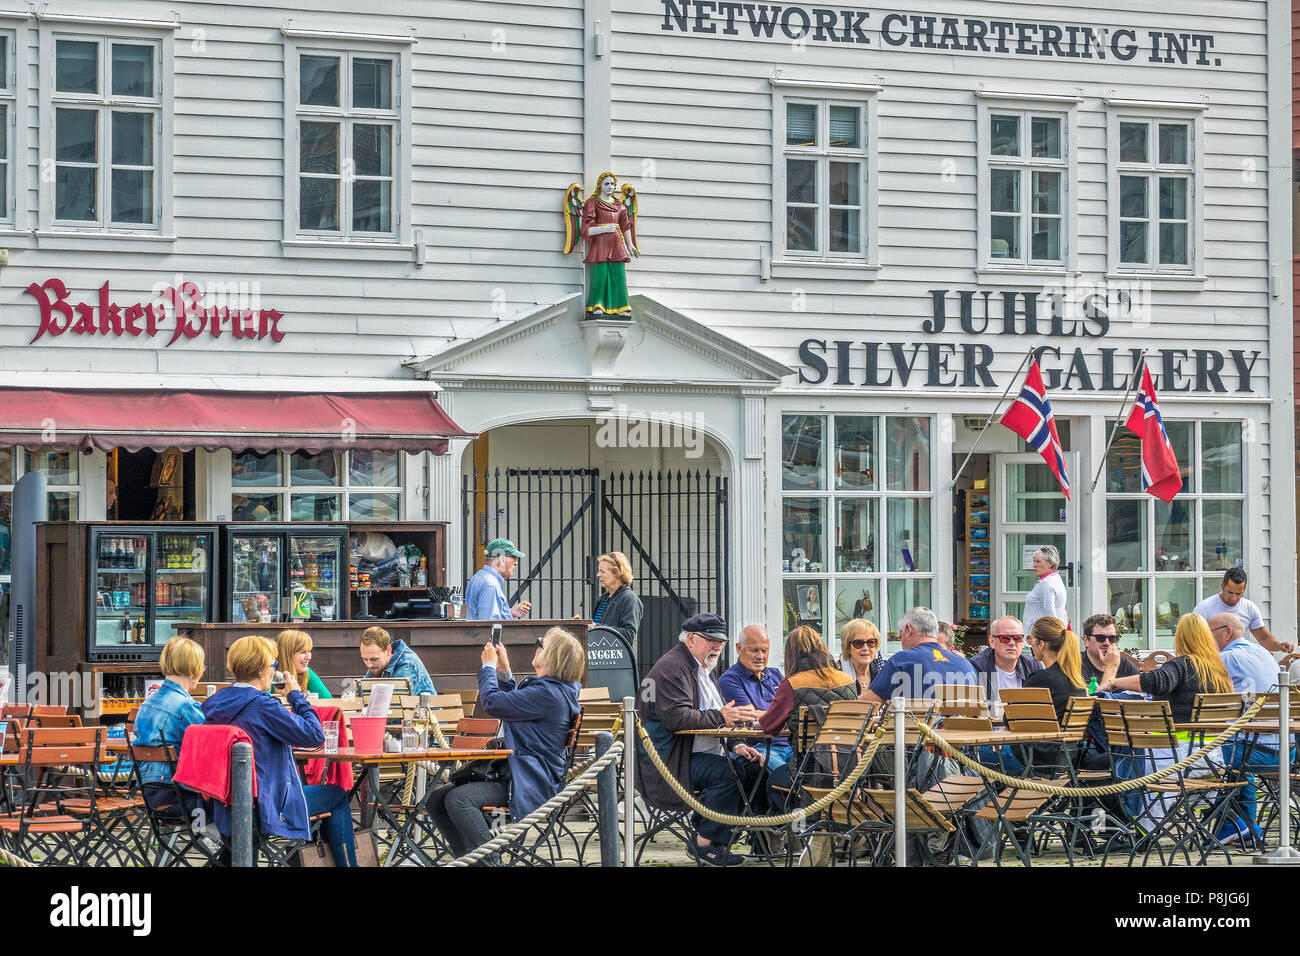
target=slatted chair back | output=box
[32,713,83,729]
[575,702,621,753]
[1118,699,1178,751]
[998,687,1052,706]
[578,686,611,703]
[1,704,32,719]
[333,697,366,715]
[1003,691,1061,735]
[934,682,987,703]
[446,689,479,717]
[450,716,501,749]
[939,716,995,733]
[1,716,26,754]
[900,698,984,718]
[360,677,411,700]
[31,705,70,717]
[1190,693,1246,724]
[972,783,1056,823]
[1060,696,1096,744]
[25,726,103,767]
[1140,650,1176,671]
[923,774,990,815]
[859,787,958,834]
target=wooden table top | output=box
[294,746,509,763]
[675,727,776,738]
[927,728,1067,748]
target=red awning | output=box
[0,388,474,454]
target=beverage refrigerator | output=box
[89,526,218,657]
[223,524,347,624]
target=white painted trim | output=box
[33,230,176,247]
[976,89,1083,104]
[34,13,180,30]
[0,11,26,20]
[280,21,417,45]
[0,372,440,391]
[1103,97,1209,112]
[770,72,884,94]
[770,259,880,280]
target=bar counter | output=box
[174,619,590,692]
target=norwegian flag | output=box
[1001,360,1070,499]
[1123,365,1182,502]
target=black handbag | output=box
[447,736,511,786]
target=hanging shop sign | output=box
[658,1,1224,67]
[24,278,287,346]
[796,286,1262,393]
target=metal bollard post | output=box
[892,695,907,868]
[231,741,254,868]
[595,731,620,866]
[623,695,636,867]
[1257,669,1300,864]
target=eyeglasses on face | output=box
[994,634,1024,644]
[535,637,546,649]
[848,638,879,650]
[695,634,727,647]
[1088,634,1119,644]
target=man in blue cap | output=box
[466,537,531,621]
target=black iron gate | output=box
[462,468,729,665]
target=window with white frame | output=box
[982,108,1068,266]
[1103,420,1244,648]
[0,32,13,223]
[231,450,403,522]
[49,35,162,228]
[293,50,401,239]
[1113,117,1195,271]
[780,414,934,652]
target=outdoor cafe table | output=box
[675,728,775,816]
[294,746,510,866]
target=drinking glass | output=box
[401,720,420,752]
[323,721,340,754]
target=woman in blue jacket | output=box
[203,635,357,866]
[424,627,583,857]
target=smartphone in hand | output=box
[491,623,503,646]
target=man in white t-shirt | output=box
[1193,568,1294,654]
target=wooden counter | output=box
[173,619,590,693]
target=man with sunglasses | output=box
[636,612,764,866]
[1079,614,1137,686]
[970,616,1042,695]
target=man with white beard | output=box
[636,612,765,866]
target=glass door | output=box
[152,530,214,643]
[288,533,344,621]
[92,531,150,649]
[993,453,1080,628]
[230,533,283,623]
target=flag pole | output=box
[1090,349,1149,492]
[950,347,1035,490]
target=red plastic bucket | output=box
[349,716,386,754]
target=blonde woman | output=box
[1024,617,1087,720]
[1101,613,1233,722]
[275,629,332,699]
[133,636,206,787]
[838,618,883,693]
[593,551,642,644]
[424,626,584,856]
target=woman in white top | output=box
[1022,545,1068,636]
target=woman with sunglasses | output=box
[838,618,883,693]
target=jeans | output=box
[689,751,764,845]
[425,780,510,857]
[1222,741,1296,825]
[977,745,1025,776]
[766,743,794,771]
[303,784,358,866]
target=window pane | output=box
[1031,170,1060,215]
[991,215,1019,259]
[111,168,152,223]
[885,417,930,491]
[828,105,860,148]
[829,208,859,253]
[290,493,340,522]
[782,415,824,490]
[353,57,392,110]
[782,497,826,571]
[1158,223,1188,265]
[111,44,153,97]
[1006,462,1065,522]
[300,178,338,231]
[56,109,96,163]
[56,167,96,221]
[0,448,12,483]
[1119,221,1147,264]
[834,416,875,490]
[1106,498,1147,572]
[1201,422,1241,493]
[783,578,827,633]
[25,448,78,484]
[1107,577,1146,645]
[1119,122,1148,163]
[833,578,879,636]
[887,498,930,572]
[47,492,78,522]
[990,168,1019,212]
[56,40,98,94]
[111,112,152,166]
[349,450,400,487]
[787,206,816,253]
[300,121,339,174]
[232,492,281,521]
[1159,178,1186,220]
[348,492,400,521]
[300,55,340,107]
[1031,218,1060,261]
[1158,123,1188,165]
[887,579,932,640]
[1119,176,1147,218]
[1030,116,1061,158]
[1154,500,1192,571]
[353,124,392,177]
[232,450,280,487]
[0,37,7,91]
[1165,420,1193,493]
[835,498,876,572]
[990,114,1019,156]
[828,161,859,206]
[1202,500,1243,571]
[786,103,817,146]
[1154,578,1195,645]
[353,180,392,233]
[786,158,816,204]
[290,451,340,486]
[1105,425,1142,493]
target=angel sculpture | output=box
[562,172,639,316]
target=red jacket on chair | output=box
[173,724,258,803]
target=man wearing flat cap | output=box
[637,612,766,867]
[466,538,532,621]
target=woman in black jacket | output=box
[592,551,642,645]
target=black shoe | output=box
[686,839,746,867]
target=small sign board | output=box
[586,627,638,703]
[1022,546,1038,571]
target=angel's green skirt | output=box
[585,262,631,316]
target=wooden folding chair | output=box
[1139,650,1175,671]
[0,726,103,865]
[31,714,83,729]
[445,689,479,718]
[450,716,501,749]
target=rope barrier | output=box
[910,694,1269,796]
[633,718,889,827]
[0,845,35,867]
[442,739,626,867]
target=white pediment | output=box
[405,293,791,389]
